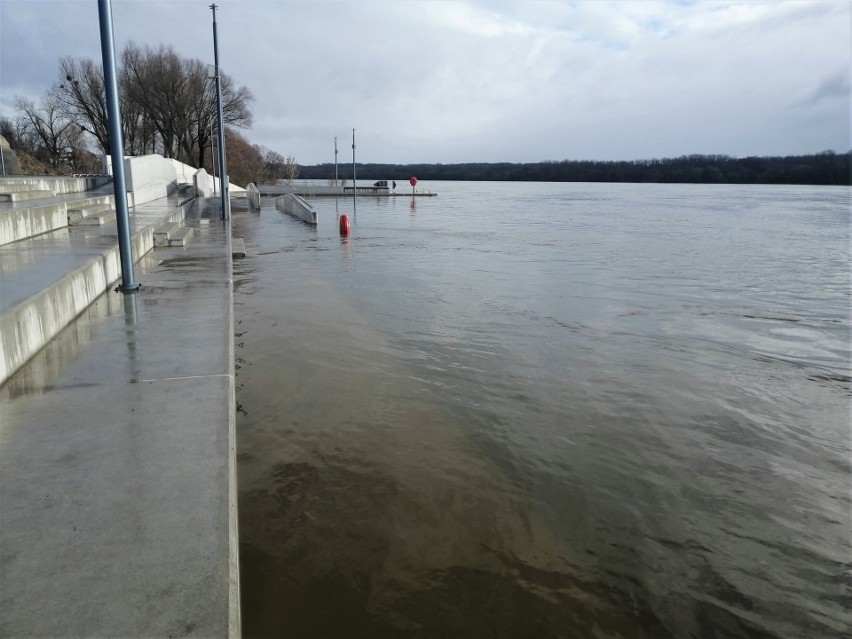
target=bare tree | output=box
[182,59,253,169]
[15,93,76,167]
[281,155,299,184]
[260,149,298,184]
[55,56,110,153]
[119,59,157,156]
[122,43,188,159]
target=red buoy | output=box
[409,176,417,186]
[339,214,350,235]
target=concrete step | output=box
[1,202,68,246]
[168,226,193,247]
[231,237,247,258]
[154,222,194,248]
[2,191,115,245]
[0,190,54,202]
[73,210,117,226]
[0,184,53,194]
[67,203,115,225]
[0,176,110,195]
[154,222,179,247]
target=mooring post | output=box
[352,128,357,210]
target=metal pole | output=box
[211,4,229,219]
[98,0,140,292]
[334,136,338,185]
[0,146,5,175]
[210,119,216,194]
[352,128,356,207]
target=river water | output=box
[231,182,850,638]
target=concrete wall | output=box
[194,168,216,198]
[106,155,246,202]
[275,193,317,224]
[246,183,261,210]
[167,158,197,186]
[123,155,180,208]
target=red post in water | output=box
[339,214,350,236]
[410,176,417,198]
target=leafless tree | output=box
[121,43,253,166]
[45,44,253,173]
[55,56,111,153]
[15,93,76,167]
[122,43,188,159]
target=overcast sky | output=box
[1,0,849,165]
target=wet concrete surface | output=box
[0,192,193,314]
[0,203,239,637]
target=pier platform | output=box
[0,179,240,637]
[255,183,437,198]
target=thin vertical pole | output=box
[352,128,356,208]
[211,4,229,219]
[98,0,139,292]
[210,120,217,194]
[334,136,338,185]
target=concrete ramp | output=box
[275,192,317,224]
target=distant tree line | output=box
[1,43,298,186]
[298,151,850,186]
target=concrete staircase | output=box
[154,221,194,247]
[67,201,117,226]
[0,178,115,245]
[0,177,198,385]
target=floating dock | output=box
[255,183,437,198]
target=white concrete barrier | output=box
[194,168,216,197]
[275,193,316,224]
[246,183,261,210]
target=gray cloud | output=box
[801,69,851,105]
[1,0,848,163]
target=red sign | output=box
[409,176,417,186]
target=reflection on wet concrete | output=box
[123,291,142,382]
[1,288,123,400]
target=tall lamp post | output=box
[98,0,140,292]
[210,4,229,219]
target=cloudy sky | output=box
[1,0,848,165]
